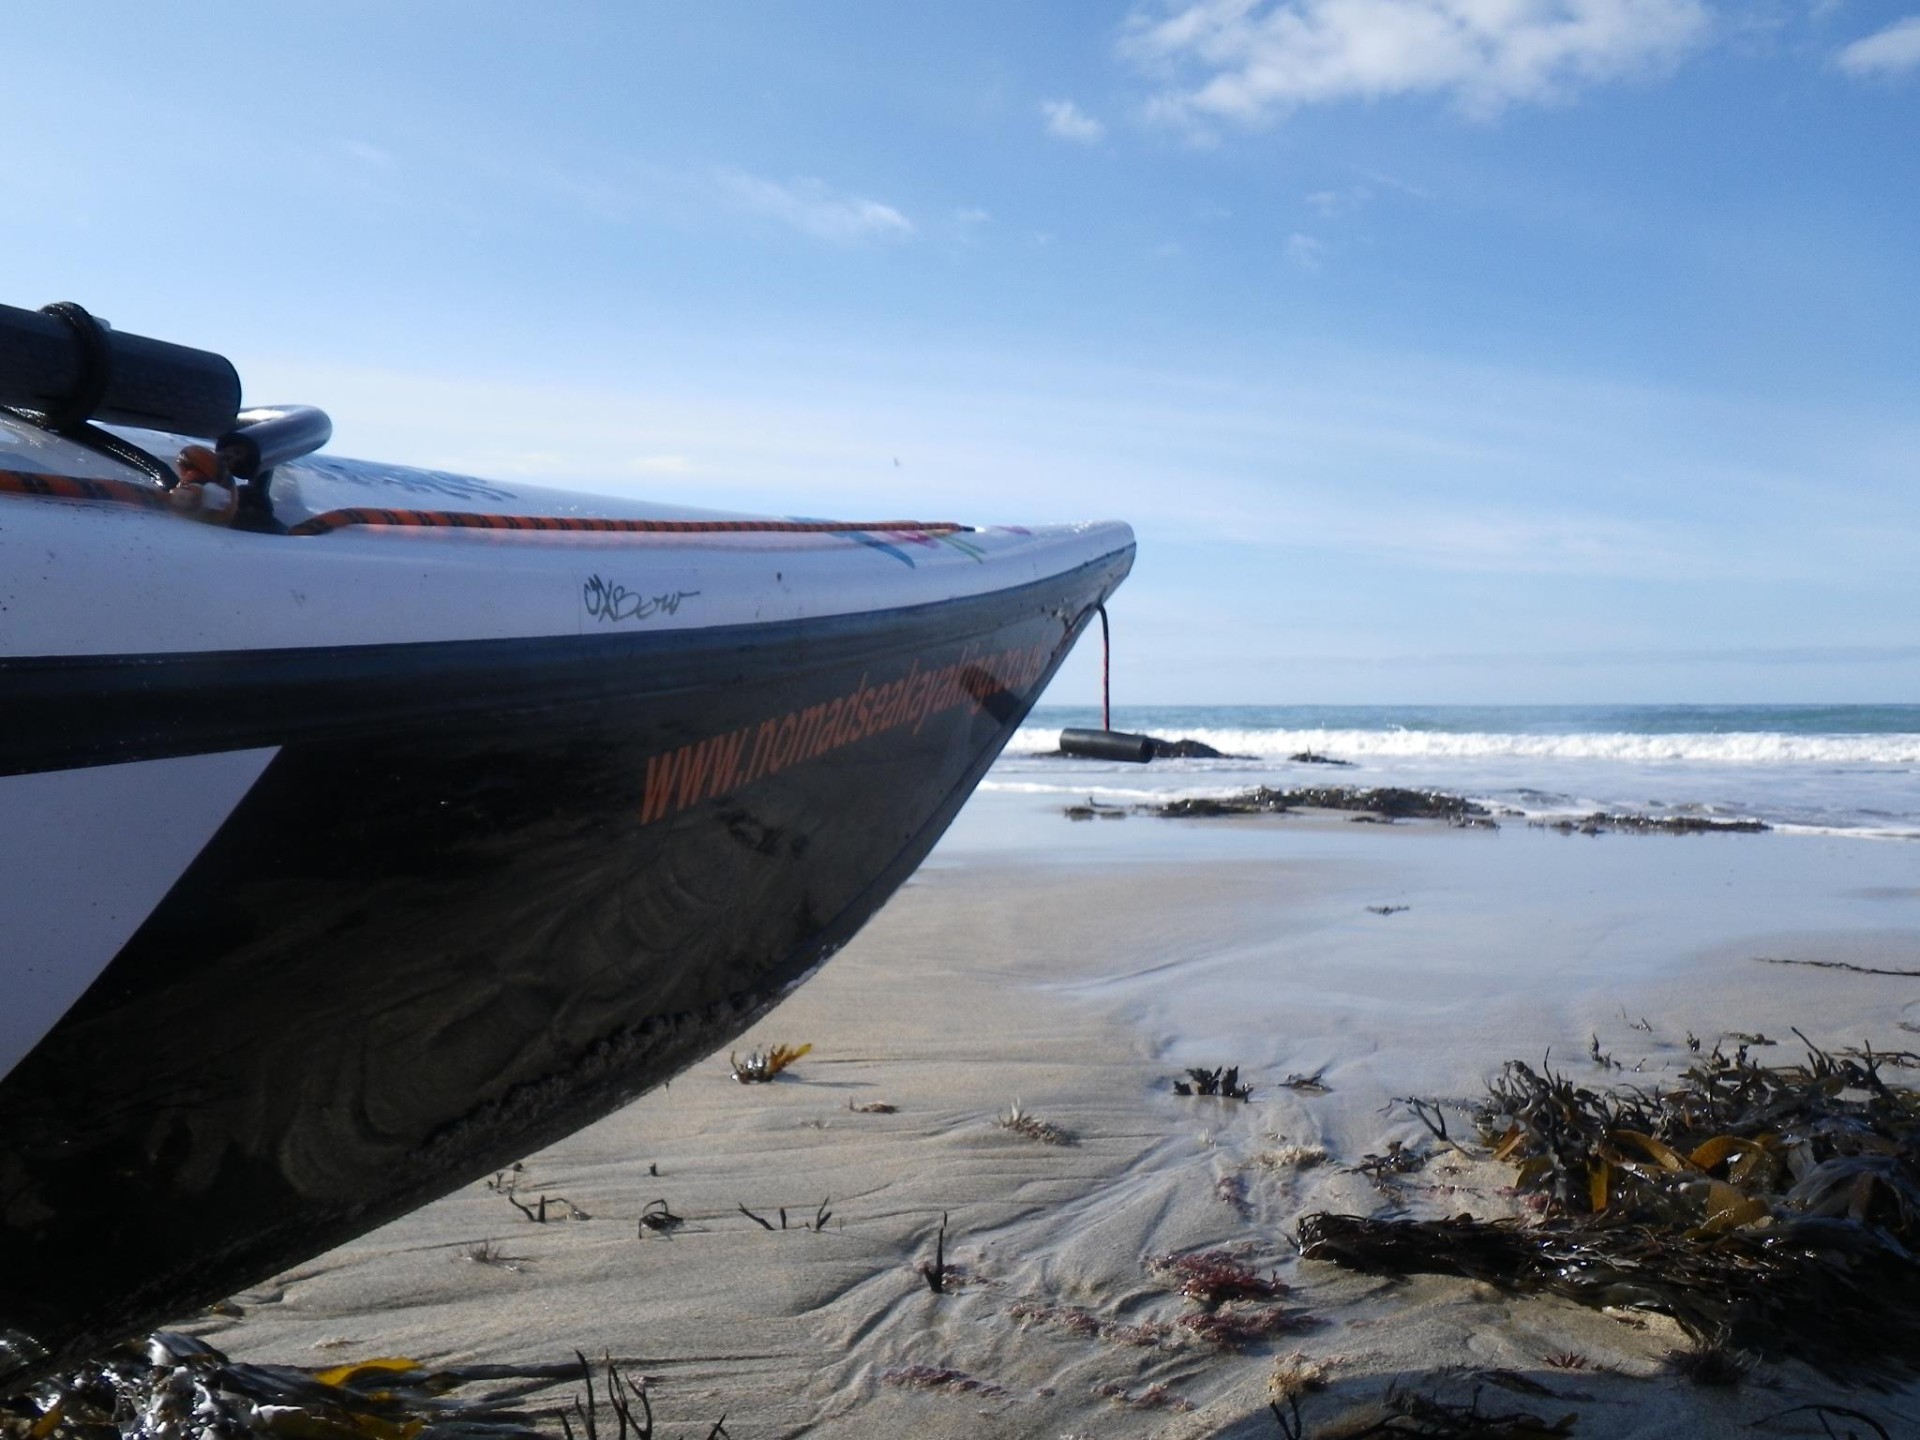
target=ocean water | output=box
[989,705,1920,839]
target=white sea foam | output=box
[1769,823,1920,843]
[1007,727,1920,767]
[978,780,1173,800]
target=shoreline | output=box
[186,795,1920,1435]
[994,703,1920,843]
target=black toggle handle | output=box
[0,301,242,438]
[1059,728,1155,763]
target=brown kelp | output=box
[1149,787,1490,822]
[917,1212,954,1294]
[727,1042,811,1083]
[1300,1038,1920,1379]
[998,1099,1074,1144]
[1174,1065,1253,1099]
[1533,813,1768,836]
[1300,1380,1579,1439]
[637,1198,685,1235]
[488,1164,589,1224]
[0,1333,598,1440]
[1152,791,1294,818]
[734,1198,831,1232]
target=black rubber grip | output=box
[1059,727,1155,763]
[0,302,241,437]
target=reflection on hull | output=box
[0,549,1130,1385]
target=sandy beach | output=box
[191,790,1920,1437]
[16,5,1920,1432]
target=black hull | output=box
[0,547,1131,1385]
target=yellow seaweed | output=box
[312,1358,423,1387]
[1610,1130,1693,1173]
[1728,1144,1780,1190]
[729,1041,813,1083]
[1696,1180,1770,1234]
[1514,1155,1554,1186]
[1491,1124,1528,1163]
[1686,1135,1748,1171]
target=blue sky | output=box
[6,2,1918,704]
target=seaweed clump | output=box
[1299,1037,1920,1379]
[1145,1250,1308,1349]
[1537,812,1768,836]
[1174,1065,1253,1100]
[1305,1380,1577,1438]
[1148,787,1488,822]
[1148,1249,1288,1305]
[998,1099,1074,1145]
[0,1333,609,1440]
[1153,790,1294,819]
[880,1365,1006,1398]
[728,1042,810,1083]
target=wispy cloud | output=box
[717,170,914,244]
[1835,15,1920,77]
[1040,98,1108,141]
[1286,231,1328,269]
[1124,0,1714,125]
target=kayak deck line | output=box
[0,467,969,540]
[0,467,171,512]
[284,508,974,538]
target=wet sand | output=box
[195,793,1920,1436]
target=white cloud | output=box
[1306,183,1375,216]
[1836,15,1920,77]
[1125,0,1714,124]
[717,170,914,244]
[1040,98,1108,141]
[1287,231,1328,268]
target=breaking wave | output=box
[1006,726,1920,767]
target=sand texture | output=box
[193,800,1920,1436]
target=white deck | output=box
[0,416,1133,657]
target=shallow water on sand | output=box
[934,788,1920,1102]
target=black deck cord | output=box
[1098,603,1112,732]
[3,302,180,490]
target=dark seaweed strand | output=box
[1299,1039,1920,1382]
